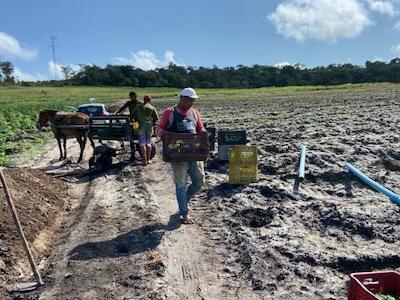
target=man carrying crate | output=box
[156,87,206,224]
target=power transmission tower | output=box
[50,36,58,80]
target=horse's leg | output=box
[89,136,95,150]
[56,136,63,160]
[63,136,67,159]
[82,134,88,160]
[85,128,95,150]
[77,135,84,163]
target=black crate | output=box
[218,130,247,145]
[217,130,247,160]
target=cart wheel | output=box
[150,141,156,159]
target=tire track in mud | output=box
[16,139,257,300]
[37,169,163,298]
[140,161,246,299]
[15,141,162,299]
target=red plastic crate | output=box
[348,271,400,300]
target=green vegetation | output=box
[0,83,398,166]
[376,293,400,300]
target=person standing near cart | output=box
[133,94,159,165]
[115,91,141,122]
[156,87,206,224]
[115,91,141,160]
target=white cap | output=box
[179,87,199,99]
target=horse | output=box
[36,109,95,162]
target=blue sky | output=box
[1,0,400,81]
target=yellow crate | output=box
[229,146,258,165]
[229,164,258,184]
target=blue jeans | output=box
[171,161,205,217]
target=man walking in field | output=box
[156,87,206,224]
[133,94,159,165]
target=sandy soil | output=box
[2,85,400,299]
[0,168,69,299]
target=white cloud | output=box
[164,50,177,65]
[48,61,81,79]
[113,50,179,70]
[13,67,47,82]
[12,61,81,82]
[268,0,371,43]
[273,62,308,69]
[366,0,396,16]
[0,32,37,61]
[391,43,400,54]
[273,61,291,68]
[394,20,400,30]
[48,60,64,79]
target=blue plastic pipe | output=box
[346,163,400,206]
[299,145,307,179]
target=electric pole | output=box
[50,36,58,80]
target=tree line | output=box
[2,58,400,88]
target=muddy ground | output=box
[1,84,400,299]
[198,85,400,299]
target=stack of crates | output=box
[218,130,247,161]
[229,145,258,184]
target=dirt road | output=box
[11,140,256,300]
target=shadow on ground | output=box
[42,160,136,183]
[68,214,181,260]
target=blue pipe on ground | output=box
[299,145,307,179]
[346,162,400,206]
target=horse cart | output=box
[36,109,157,170]
[87,115,156,169]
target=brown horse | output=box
[36,109,95,162]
